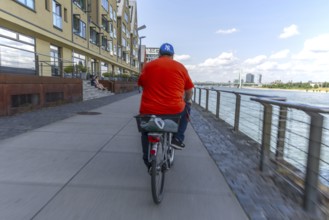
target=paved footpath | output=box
[0,93,248,220]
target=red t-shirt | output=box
[138,56,194,114]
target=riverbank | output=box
[243,86,329,93]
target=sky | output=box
[136,0,329,83]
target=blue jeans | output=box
[141,103,191,167]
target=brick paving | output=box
[190,105,319,220]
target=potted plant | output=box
[64,65,74,78]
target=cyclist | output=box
[138,42,194,170]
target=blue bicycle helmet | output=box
[159,43,174,56]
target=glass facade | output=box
[73,16,86,38]
[16,0,35,10]
[50,45,61,76]
[52,0,62,29]
[0,27,35,74]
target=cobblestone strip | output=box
[189,105,315,220]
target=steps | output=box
[82,80,114,101]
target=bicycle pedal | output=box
[161,164,169,172]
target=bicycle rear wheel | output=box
[151,143,165,204]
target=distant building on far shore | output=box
[258,74,262,84]
[246,73,255,83]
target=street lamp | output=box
[137,25,146,73]
[138,36,146,73]
[137,25,146,31]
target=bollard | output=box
[216,91,221,118]
[198,88,201,106]
[275,106,287,160]
[205,89,209,111]
[303,112,323,215]
[260,103,272,172]
[233,93,241,132]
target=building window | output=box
[52,0,62,29]
[109,23,114,38]
[50,45,61,76]
[102,0,109,11]
[15,0,35,10]
[101,36,107,50]
[101,62,108,74]
[73,0,85,11]
[122,23,126,34]
[124,12,129,23]
[73,52,86,69]
[108,40,113,54]
[113,10,117,22]
[101,17,109,32]
[90,28,99,45]
[122,37,126,47]
[110,5,113,20]
[73,16,86,38]
[0,27,35,74]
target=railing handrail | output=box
[251,97,329,114]
[0,43,73,63]
[195,87,286,100]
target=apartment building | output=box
[0,0,141,77]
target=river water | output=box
[202,86,329,186]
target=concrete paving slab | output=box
[163,155,233,194]
[0,182,60,220]
[102,134,143,154]
[33,121,120,135]
[63,114,132,124]
[0,131,111,152]
[0,148,94,184]
[33,185,247,220]
[67,152,150,189]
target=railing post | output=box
[234,93,241,132]
[198,88,201,106]
[205,89,209,111]
[40,63,43,76]
[216,91,221,118]
[193,88,196,103]
[303,112,323,215]
[276,106,287,160]
[35,55,39,76]
[260,103,272,172]
[59,59,64,78]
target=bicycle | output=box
[135,114,181,204]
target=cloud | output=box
[270,49,290,59]
[215,28,238,35]
[303,34,329,53]
[244,55,267,65]
[293,34,329,60]
[279,24,299,39]
[174,54,191,61]
[184,34,329,83]
[199,52,237,67]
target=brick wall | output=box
[0,73,82,116]
[99,80,138,94]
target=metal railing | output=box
[193,87,329,217]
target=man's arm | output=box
[184,88,193,104]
